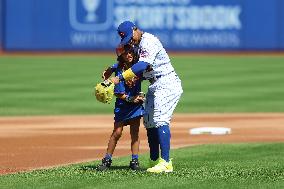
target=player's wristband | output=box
[122,68,136,81]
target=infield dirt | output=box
[0,113,284,175]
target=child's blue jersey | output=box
[113,63,144,123]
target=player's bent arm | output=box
[110,61,149,85]
[119,61,149,81]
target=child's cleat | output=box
[147,158,173,173]
[96,158,112,171]
[129,159,140,170]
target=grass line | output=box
[0,143,283,189]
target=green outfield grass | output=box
[0,143,283,189]
[0,55,284,115]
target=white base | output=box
[189,127,231,135]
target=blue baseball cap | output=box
[117,21,135,45]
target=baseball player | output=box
[110,21,183,173]
[97,44,145,171]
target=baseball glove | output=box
[94,80,115,104]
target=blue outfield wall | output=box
[281,0,284,48]
[0,0,3,50]
[2,0,284,51]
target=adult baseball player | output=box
[110,21,183,173]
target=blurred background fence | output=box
[0,0,283,52]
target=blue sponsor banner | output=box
[3,0,284,51]
[241,0,278,49]
[4,0,119,50]
[0,0,3,49]
[281,0,284,48]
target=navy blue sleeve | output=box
[111,63,119,72]
[114,68,125,94]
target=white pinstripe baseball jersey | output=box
[137,32,183,128]
[139,32,175,80]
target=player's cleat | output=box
[129,159,140,170]
[96,158,112,171]
[146,158,173,173]
[149,158,160,167]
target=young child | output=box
[97,45,144,171]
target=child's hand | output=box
[132,95,145,103]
